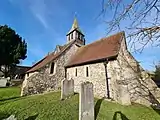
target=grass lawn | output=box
[0,87,160,120]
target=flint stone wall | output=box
[67,62,110,98]
[61,78,74,100]
[114,38,160,106]
[67,38,160,106]
[21,42,80,96]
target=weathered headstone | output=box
[61,78,74,100]
[0,78,7,87]
[119,85,131,105]
[79,81,94,120]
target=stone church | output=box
[21,18,160,106]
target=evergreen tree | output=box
[0,25,27,77]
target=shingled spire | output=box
[66,17,85,45]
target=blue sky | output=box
[0,0,159,71]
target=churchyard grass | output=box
[0,87,160,120]
[0,87,20,101]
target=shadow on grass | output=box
[112,111,129,120]
[152,107,160,115]
[94,98,104,120]
[0,96,27,106]
[25,114,39,120]
[0,112,10,120]
[0,96,20,102]
[148,91,160,115]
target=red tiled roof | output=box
[66,32,124,67]
[27,40,75,73]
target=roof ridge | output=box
[27,40,76,73]
[29,42,71,69]
[66,31,125,67]
[78,31,124,50]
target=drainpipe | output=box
[103,58,110,99]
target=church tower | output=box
[66,18,85,45]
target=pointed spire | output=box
[67,16,83,35]
[66,15,85,45]
[71,17,79,29]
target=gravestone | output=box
[0,78,7,87]
[61,78,74,100]
[119,85,131,105]
[79,81,94,120]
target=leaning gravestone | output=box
[79,81,94,120]
[61,78,74,100]
[0,78,7,87]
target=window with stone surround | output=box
[86,66,89,77]
[75,68,77,76]
[50,62,55,74]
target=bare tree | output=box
[100,0,160,52]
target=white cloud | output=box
[28,0,50,29]
[8,0,50,29]
[35,13,48,29]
